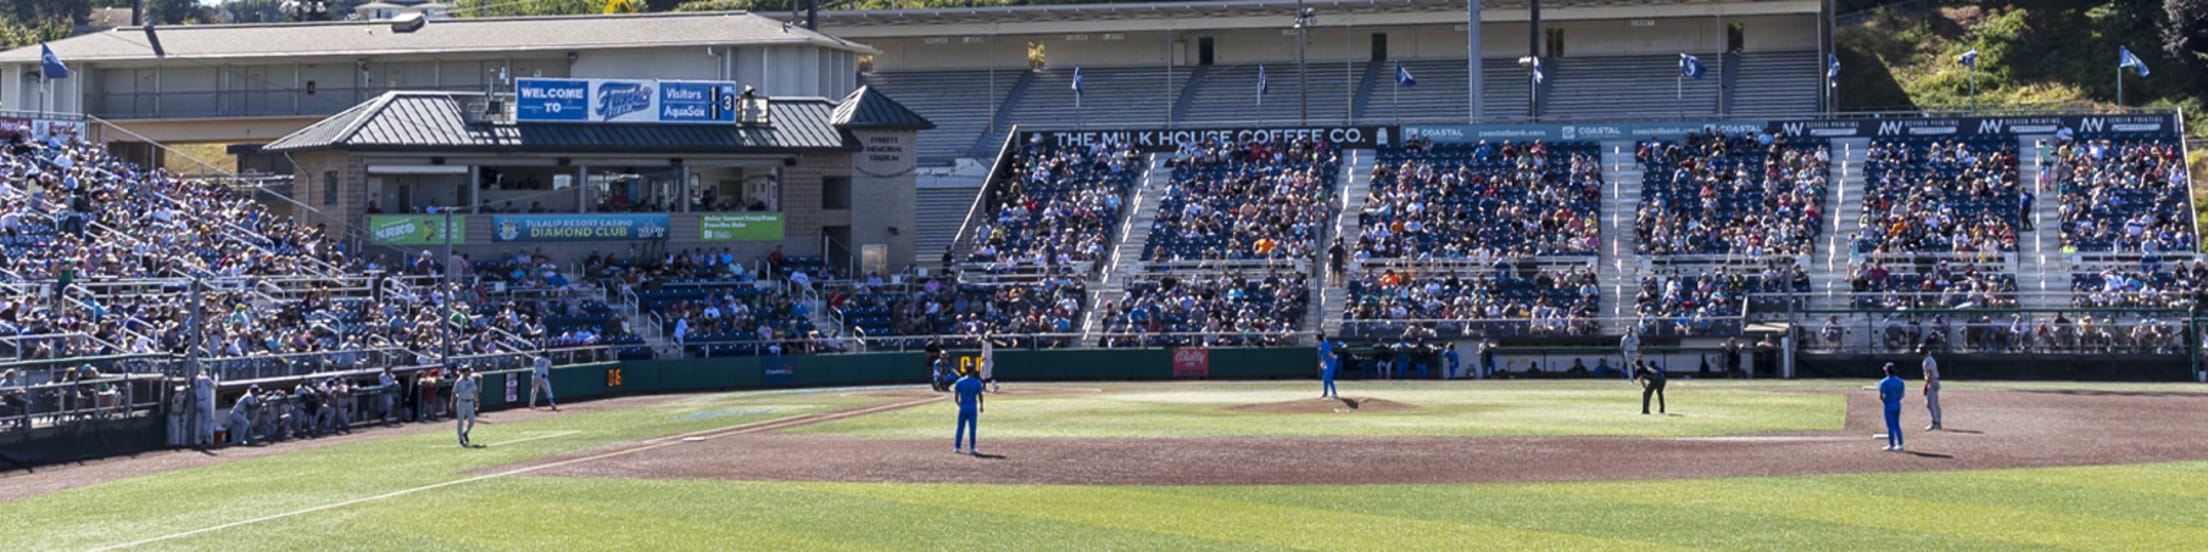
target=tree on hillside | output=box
[2170,0,2208,64]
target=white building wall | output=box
[571,47,726,82]
[867,15,1820,71]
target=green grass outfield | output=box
[3,381,2206,551]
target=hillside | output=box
[1837,1,2202,124]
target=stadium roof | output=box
[830,86,937,131]
[262,91,859,155]
[774,0,1818,29]
[0,11,875,64]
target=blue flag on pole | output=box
[1396,62,1417,87]
[1827,53,1840,88]
[1958,49,1979,68]
[1257,65,1269,95]
[1532,57,1545,84]
[40,43,69,80]
[2119,46,2150,77]
[1071,67,1084,95]
[1680,53,1706,80]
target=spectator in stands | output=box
[1344,265,1600,337]
[1361,140,1601,259]
[1636,131,1829,256]
[1847,259,2016,310]
[963,140,1141,271]
[1856,139,2021,254]
[2053,138,2190,253]
[1099,270,1306,348]
[1149,137,1338,262]
[1635,259,1811,335]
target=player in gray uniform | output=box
[1619,328,1642,381]
[377,368,398,424]
[190,370,216,446]
[227,386,261,446]
[1920,347,1943,431]
[453,368,481,447]
[529,356,558,411]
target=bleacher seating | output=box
[1145,139,1341,261]
[1726,51,1823,115]
[2053,134,2191,253]
[1636,131,1831,256]
[1856,137,2022,254]
[860,70,1023,164]
[1546,54,1723,120]
[1097,270,1307,348]
[1845,259,2017,310]
[961,140,1142,269]
[1634,259,1811,336]
[1179,62,1362,124]
[1358,139,1601,259]
[1358,58,1531,122]
[1343,264,1600,338]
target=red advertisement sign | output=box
[0,118,29,139]
[1172,348,1210,379]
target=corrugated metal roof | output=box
[0,11,874,64]
[830,86,936,130]
[263,91,857,154]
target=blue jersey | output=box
[953,376,984,411]
[1317,340,1334,361]
[1878,376,1905,409]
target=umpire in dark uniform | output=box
[1634,360,1667,415]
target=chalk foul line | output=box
[89,396,942,551]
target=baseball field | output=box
[5,379,2208,550]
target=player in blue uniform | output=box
[1442,344,1461,379]
[952,367,985,455]
[1317,334,1339,398]
[1879,363,1906,452]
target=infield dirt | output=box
[508,387,2208,486]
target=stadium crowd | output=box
[1635,131,1830,256]
[961,140,1142,268]
[2052,137,2191,253]
[1634,259,1812,335]
[1146,136,1340,262]
[1845,259,2018,310]
[2071,260,2208,309]
[1856,138,2023,254]
[1342,264,1601,337]
[1096,270,1308,347]
[1355,139,1603,260]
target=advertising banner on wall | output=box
[492,214,670,242]
[1402,121,1765,144]
[761,357,797,386]
[513,78,740,124]
[367,215,466,246]
[1172,348,1211,379]
[1017,125,1395,152]
[0,118,30,140]
[1766,114,2176,138]
[700,213,786,241]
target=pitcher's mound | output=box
[1227,397,1418,414]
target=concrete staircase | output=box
[1597,142,1644,334]
[1316,148,1374,337]
[2018,138,2068,309]
[1080,153,1171,338]
[1815,138,1872,311]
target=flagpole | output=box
[1968,63,1977,114]
[2116,63,2123,108]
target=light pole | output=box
[1293,3,1315,125]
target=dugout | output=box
[262,84,935,277]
